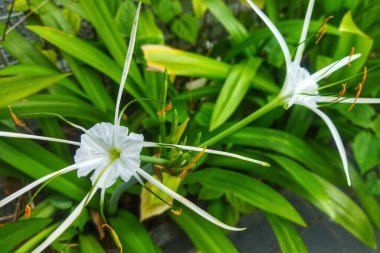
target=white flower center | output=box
[74,122,144,189]
[281,62,319,108]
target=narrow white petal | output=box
[0,158,104,208]
[143,142,270,167]
[0,131,80,145]
[246,0,292,69]
[315,96,380,104]
[294,0,315,64]
[31,190,98,253]
[308,54,361,83]
[302,104,351,186]
[114,3,141,125]
[137,168,245,231]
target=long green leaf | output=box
[265,213,307,253]
[110,211,157,253]
[171,209,238,253]
[0,74,69,108]
[0,94,110,123]
[142,45,230,79]
[0,138,88,201]
[185,168,306,226]
[79,234,106,253]
[211,57,262,130]
[0,218,51,253]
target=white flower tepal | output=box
[74,123,144,189]
[246,0,380,186]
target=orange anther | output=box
[156,102,172,116]
[171,207,182,216]
[348,47,355,67]
[8,106,25,127]
[316,16,333,44]
[179,147,206,178]
[101,223,114,231]
[348,67,367,111]
[25,205,32,219]
[101,224,122,252]
[332,83,347,102]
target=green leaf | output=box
[140,173,182,221]
[352,132,380,174]
[198,185,224,200]
[186,168,306,226]
[115,0,136,36]
[142,45,230,79]
[27,25,121,82]
[226,127,345,184]
[0,74,69,108]
[0,138,88,201]
[171,14,199,44]
[0,218,51,253]
[0,64,86,98]
[171,209,238,253]
[192,0,207,18]
[0,94,110,123]
[203,0,249,46]
[211,57,262,130]
[265,213,307,253]
[151,0,182,24]
[269,155,334,216]
[15,223,59,253]
[110,211,157,253]
[64,53,114,112]
[79,234,106,253]
[0,23,54,67]
[333,11,373,79]
[226,192,255,214]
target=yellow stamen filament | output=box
[332,83,347,102]
[179,147,206,178]
[156,102,172,116]
[348,47,355,67]
[171,207,183,216]
[316,16,333,44]
[8,106,26,127]
[348,67,367,111]
[25,204,32,219]
[101,224,123,252]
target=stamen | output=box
[25,204,32,219]
[101,224,123,252]
[348,67,367,111]
[9,106,26,127]
[316,16,333,44]
[156,102,172,116]
[171,207,182,216]
[348,47,355,67]
[332,83,347,102]
[179,147,206,178]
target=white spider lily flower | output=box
[246,0,380,186]
[0,3,269,252]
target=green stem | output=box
[201,97,283,147]
[140,155,169,164]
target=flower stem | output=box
[201,98,283,147]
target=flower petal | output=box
[294,0,315,64]
[0,158,103,208]
[315,96,380,104]
[142,142,270,167]
[136,168,246,231]
[302,104,351,186]
[246,0,291,69]
[31,187,99,253]
[0,131,80,146]
[114,2,141,125]
[307,54,361,83]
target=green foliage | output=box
[1,0,380,252]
